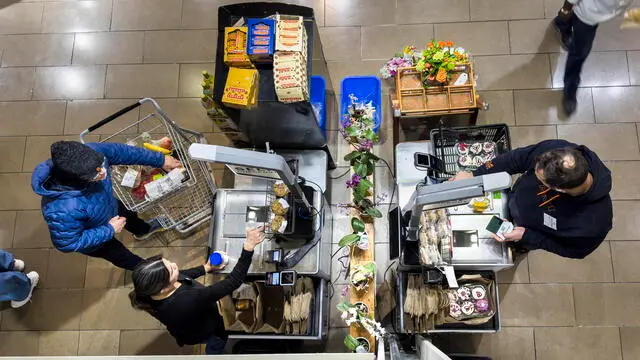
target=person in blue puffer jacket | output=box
[32,141,182,270]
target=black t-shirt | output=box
[148,249,254,346]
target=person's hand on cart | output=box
[244,225,266,252]
[162,155,182,172]
[109,216,126,233]
[449,171,473,182]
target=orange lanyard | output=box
[537,187,560,207]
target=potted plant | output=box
[350,262,376,292]
[344,334,371,353]
[337,300,386,339]
[415,40,468,88]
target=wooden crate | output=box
[396,64,478,117]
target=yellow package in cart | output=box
[222,68,258,109]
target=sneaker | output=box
[133,218,166,240]
[12,259,25,272]
[562,94,577,116]
[11,271,39,309]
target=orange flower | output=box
[438,41,446,47]
[447,41,454,47]
[427,42,433,48]
[436,68,447,83]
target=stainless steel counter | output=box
[208,150,332,279]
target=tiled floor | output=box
[0,0,639,358]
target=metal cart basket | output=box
[80,98,217,233]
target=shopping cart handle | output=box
[89,101,142,132]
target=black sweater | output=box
[148,249,254,346]
[473,139,612,259]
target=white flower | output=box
[355,345,367,353]
[456,47,465,54]
[443,47,449,52]
[450,48,455,55]
[341,311,349,320]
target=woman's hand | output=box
[243,226,265,252]
[204,260,225,273]
[162,156,182,172]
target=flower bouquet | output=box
[415,40,468,88]
[379,46,417,79]
[337,299,386,350]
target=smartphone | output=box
[485,216,514,239]
[414,152,444,172]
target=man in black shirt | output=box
[450,139,612,259]
[129,226,265,354]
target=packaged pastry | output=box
[471,286,486,300]
[270,215,288,233]
[456,286,471,301]
[469,143,483,155]
[483,142,495,153]
[456,142,469,155]
[461,301,475,316]
[458,155,472,167]
[247,18,275,62]
[472,156,484,167]
[271,198,290,215]
[475,299,490,312]
[223,27,252,67]
[272,181,289,197]
[222,67,259,109]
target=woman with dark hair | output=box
[129,226,265,354]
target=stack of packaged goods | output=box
[247,18,275,63]
[200,71,250,147]
[274,15,309,103]
[223,27,253,68]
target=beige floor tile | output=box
[498,257,530,283]
[13,210,52,249]
[534,327,622,360]
[607,161,640,200]
[397,0,469,24]
[473,54,551,90]
[112,0,182,31]
[592,16,640,51]
[543,0,563,18]
[550,51,630,88]
[629,51,640,85]
[64,99,141,135]
[45,251,87,289]
[471,0,544,20]
[0,3,43,35]
[557,123,640,160]
[39,331,79,356]
[593,87,640,123]
[180,0,220,29]
[23,135,99,172]
[0,173,41,210]
[1,34,73,67]
[611,241,640,282]
[0,67,36,101]
[33,66,107,100]
[80,288,163,330]
[78,330,120,355]
[361,24,433,60]
[143,30,217,63]
[106,64,179,99]
[432,327,536,360]
[4,248,50,288]
[1,289,84,330]
[42,0,112,33]
[119,329,196,355]
[528,242,613,283]
[477,90,515,126]
[178,63,216,97]
[73,32,144,65]
[509,19,563,54]
[608,201,640,241]
[0,101,66,136]
[0,137,26,172]
[145,98,213,133]
[621,327,640,360]
[574,283,640,326]
[0,211,16,248]
[435,21,510,56]
[514,88,594,125]
[84,256,126,288]
[0,331,40,356]
[498,283,575,326]
[318,27,361,61]
[508,125,557,149]
[326,0,395,26]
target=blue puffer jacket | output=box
[32,143,164,254]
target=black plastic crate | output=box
[430,124,511,179]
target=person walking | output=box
[553,0,632,115]
[129,226,265,355]
[0,250,39,308]
[32,141,182,271]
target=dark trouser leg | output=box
[85,239,143,271]
[117,200,150,237]
[563,16,598,100]
[554,15,573,39]
[204,335,227,355]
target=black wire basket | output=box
[430,124,511,180]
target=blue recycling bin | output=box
[310,75,326,137]
[340,76,382,134]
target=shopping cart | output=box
[80,98,217,234]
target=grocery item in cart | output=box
[270,214,288,234]
[455,141,497,170]
[418,208,452,266]
[271,198,290,216]
[272,181,290,198]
